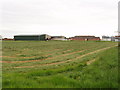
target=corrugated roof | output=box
[75,36,95,37]
[51,36,65,38]
[14,34,48,36]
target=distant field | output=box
[2,41,118,88]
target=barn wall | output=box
[14,36,39,40]
[14,34,51,41]
[70,36,100,41]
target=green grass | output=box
[2,41,118,88]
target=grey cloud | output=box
[0,0,118,38]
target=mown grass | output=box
[2,40,118,88]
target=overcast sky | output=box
[0,0,119,38]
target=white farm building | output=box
[102,36,120,42]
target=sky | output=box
[0,0,119,38]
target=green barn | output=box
[14,34,51,41]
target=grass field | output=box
[2,40,118,88]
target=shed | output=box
[102,36,111,41]
[69,36,100,41]
[50,36,66,40]
[14,34,51,41]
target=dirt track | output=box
[13,45,117,68]
[86,59,96,65]
[0,48,62,58]
[1,49,85,63]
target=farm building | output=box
[114,36,120,42]
[69,36,100,41]
[102,36,120,42]
[50,36,67,40]
[0,35,2,40]
[14,34,51,41]
[102,36,111,41]
[2,38,14,41]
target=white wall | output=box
[102,38,111,41]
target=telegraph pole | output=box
[118,1,120,36]
[118,1,120,46]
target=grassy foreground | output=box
[2,41,118,88]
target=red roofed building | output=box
[2,38,14,40]
[69,36,100,41]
